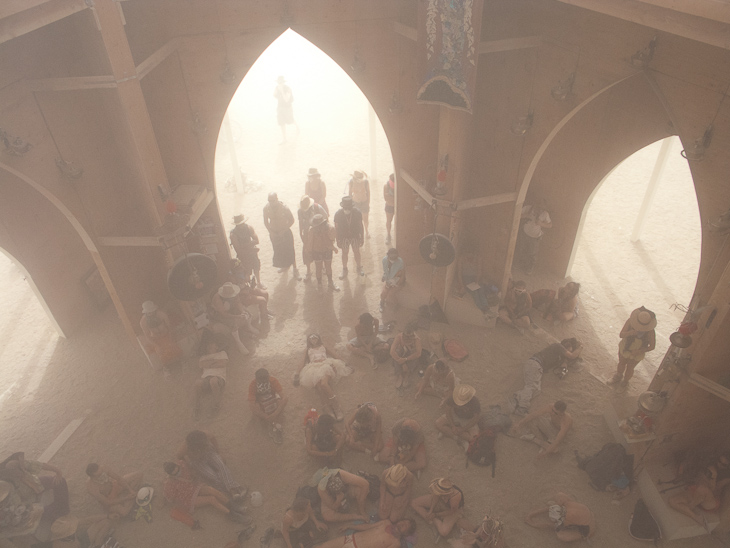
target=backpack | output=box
[443,338,469,361]
[577,442,634,491]
[356,470,381,501]
[373,339,392,363]
[629,498,661,543]
[466,428,497,476]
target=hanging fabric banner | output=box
[417,0,484,113]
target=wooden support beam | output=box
[477,36,542,54]
[97,236,162,247]
[456,192,516,210]
[0,0,88,45]
[556,0,730,50]
[393,21,540,54]
[136,39,179,80]
[398,168,450,208]
[637,0,730,26]
[27,75,117,91]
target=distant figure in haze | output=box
[273,75,298,143]
[349,170,371,237]
[384,173,395,246]
[305,168,329,215]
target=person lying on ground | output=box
[248,368,288,444]
[379,464,414,522]
[85,463,143,519]
[669,466,720,525]
[316,469,370,523]
[436,385,481,452]
[345,402,383,455]
[525,492,595,542]
[415,359,457,405]
[305,412,345,467]
[295,334,351,421]
[376,418,427,473]
[315,518,416,548]
[390,323,422,389]
[411,478,464,537]
[194,330,229,420]
[346,312,381,368]
[497,280,532,334]
[177,430,247,499]
[162,461,249,523]
[509,339,582,416]
[282,496,328,548]
[511,400,573,459]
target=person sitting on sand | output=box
[525,492,595,542]
[345,402,384,455]
[248,368,288,444]
[497,280,532,334]
[411,478,464,537]
[346,312,381,368]
[380,248,405,312]
[295,334,351,421]
[85,463,143,519]
[177,430,247,499]
[210,282,259,356]
[390,323,422,389]
[436,385,481,452]
[194,330,228,420]
[376,418,427,473]
[512,400,573,459]
[669,466,719,525]
[314,518,416,548]
[304,412,345,467]
[379,464,414,522]
[315,469,370,523]
[415,359,457,405]
[234,274,273,323]
[162,460,249,523]
[531,282,581,323]
[282,496,328,548]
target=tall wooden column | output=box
[430,107,474,307]
[93,0,168,226]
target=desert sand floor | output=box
[0,122,707,548]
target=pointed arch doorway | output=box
[213,28,396,286]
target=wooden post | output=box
[631,137,673,242]
[222,113,244,191]
[369,104,378,182]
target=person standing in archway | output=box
[608,306,657,387]
[263,193,301,280]
[518,201,552,274]
[229,214,264,289]
[348,170,371,238]
[334,196,364,280]
[273,75,298,144]
[305,168,329,215]
[298,195,326,282]
[384,173,395,246]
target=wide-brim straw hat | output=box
[50,515,79,541]
[300,195,313,211]
[142,301,158,314]
[233,214,245,225]
[276,75,286,84]
[352,170,365,180]
[453,384,476,406]
[136,486,154,506]
[218,282,240,299]
[429,478,455,496]
[384,464,408,488]
[311,214,326,227]
[628,307,657,332]
[307,168,320,177]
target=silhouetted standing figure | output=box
[273,75,298,143]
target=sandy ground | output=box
[0,39,709,548]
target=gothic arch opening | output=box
[568,136,701,385]
[213,29,396,305]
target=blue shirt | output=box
[382,256,404,282]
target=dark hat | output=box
[340,196,354,208]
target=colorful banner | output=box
[417,0,484,113]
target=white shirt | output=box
[200,350,228,380]
[522,205,551,239]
